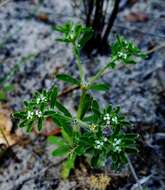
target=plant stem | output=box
[88,56,116,85]
[76,89,86,119]
[125,154,143,190]
[73,46,85,83]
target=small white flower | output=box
[103,116,106,120]
[118,52,123,58]
[113,138,121,145]
[103,137,108,142]
[103,113,111,125]
[112,116,118,124]
[106,120,110,125]
[113,138,122,153]
[27,111,34,119]
[118,52,127,59]
[95,140,101,145]
[95,140,104,149]
[35,110,42,118]
[36,95,47,104]
[95,144,101,149]
[116,139,121,145]
[123,53,127,59]
[115,146,121,153]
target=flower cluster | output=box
[89,124,97,132]
[26,110,42,120]
[103,113,111,125]
[111,115,118,124]
[103,113,118,126]
[112,138,122,153]
[95,140,104,150]
[117,52,127,59]
[36,94,47,104]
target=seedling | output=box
[14,22,145,188]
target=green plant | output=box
[14,22,146,182]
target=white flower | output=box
[95,140,100,144]
[114,146,121,153]
[27,111,34,119]
[123,53,127,59]
[35,110,42,118]
[103,137,108,142]
[36,95,47,104]
[103,113,111,125]
[118,52,127,59]
[113,138,122,153]
[112,116,118,124]
[106,120,110,125]
[95,140,104,149]
[95,144,101,149]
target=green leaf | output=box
[79,28,93,48]
[77,93,92,119]
[48,136,65,146]
[83,114,97,122]
[14,111,27,119]
[91,99,100,116]
[61,128,73,145]
[91,153,100,167]
[56,74,80,85]
[61,155,76,179]
[75,145,87,156]
[119,153,127,164]
[106,105,112,113]
[55,100,72,117]
[37,118,43,131]
[49,86,58,108]
[52,145,70,157]
[125,146,138,154]
[89,83,110,91]
[45,111,73,137]
[54,22,72,33]
[19,119,27,128]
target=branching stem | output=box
[88,56,117,85]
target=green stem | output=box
[77,89,86,119]
[73,46,85,83]
[88,56,117,86]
